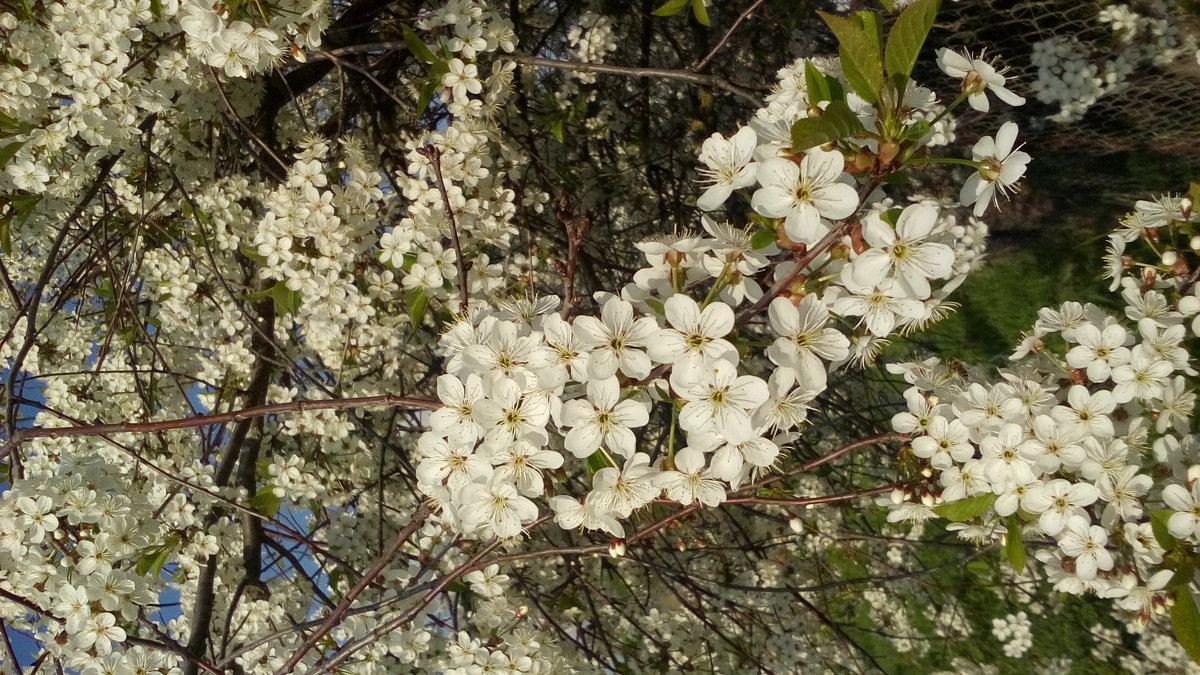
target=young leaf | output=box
[884,0,940,81]
[750,226,776,250]
[932,492,996,522]
[402,24,437,64]
[585,449,611,476]
[1151,509,1181,550]
[903,119,932,141]
[1004,514,1026,572]
[269,281,301,316]
[0,140,26,169]
[1173,586,1200,664]
[251,485,283,516]
[853,11,883,55]
[804,61,832,104]
[652,0,690,16]
[691,0,711,26]
[0,216,11,256]
[790,99,867,150]
[135,536,179,576]
[818,11,884,104]
[407,287,429,328]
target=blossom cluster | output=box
[413,48,1029,552]
[885,190,1200,628]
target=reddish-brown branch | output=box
[723,483,901,506]
[741,433,907,492]
[1,393,440,455]
[734,175,886,326]
[417,145,471,315]
[275,504,432,675]
[311,472,897,671]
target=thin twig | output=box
[1,618,24,675]
[734,175,886,325]
[513,55,763,105]
[691,0,769,72]
[1,393,440,455]
[417,145,471,315]
[274,504,432,675]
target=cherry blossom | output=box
[751,149,859,245]
[696,126,758,211]
[959,121,1031,216]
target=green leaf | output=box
[135,535,179,576]
[652,0,690,16]
[0,216,11,256]
[751,226,776,250]
[691,0,710,25]
[1152,509,1181,550]
[0,140,26,169]
[880,0,895,10]
[407,287,429,328]
[0,112,23,136]
[1004,514,1026,572]
[965,559,991,578]
[853,11,883,55]
[818,11,884,104]
[1188,182,1200,210]
[932,492,996,522]
[402,24,437,63]
[1173,586,1200,664]
[269,282,301,316]
[251,485,283,516]
[884,0,940,81]
[904,119,932,141]
[416,62,449,118]
[149,0,163,19]
[804,61,832,104]
[790,99,867,150]
[878,207,902,226]
[584,449,611,476]
[547,115,565,143]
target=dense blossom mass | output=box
[0,0,1199,673]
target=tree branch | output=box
[513,55,763,104]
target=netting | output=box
[935,0,1200,221]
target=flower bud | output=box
[877,141,900,168]
[890,488,906,506]
[852,149,874,173]
[849,220,867,255]
[608,539,626,558]
[1182,197,1193,219]
[789,516,805,534]
[1163,250,1178,267]
[776,227,801,252]
[1188,464,1200,485]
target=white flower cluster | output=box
[886,191,1200,625]
[564,12,618,84]
[991,611,1033,658]
[414,53,1027,545]
[1029,1,1196,122]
